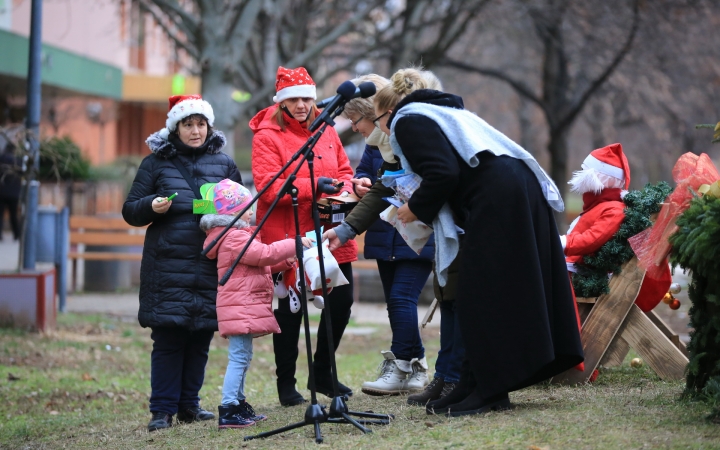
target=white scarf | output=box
[365,127,396,163]
[389,102,564,286]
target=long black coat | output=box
[122,131,242,330]
[393,90,583,398]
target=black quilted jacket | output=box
[122,131,242,330]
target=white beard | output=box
[568,166,625,195]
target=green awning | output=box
[0,29,122,99]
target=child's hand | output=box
[301,236,315,248]
[286,256,297,265]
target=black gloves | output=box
[317,177,340,195]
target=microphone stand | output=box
[201,104,392,443]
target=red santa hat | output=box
[582,143,631,189]
[272,66,317,104]
[159,95,215,140]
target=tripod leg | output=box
[243,420,308,441]
[340,412,372,434]
[314,422,323,444]
[347,410,395,420]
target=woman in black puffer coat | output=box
[122,95,242,432]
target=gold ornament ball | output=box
[630,358,643,368]
[663,293,673,304]
[669,283,682,295]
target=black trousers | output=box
[273,262,354,384]
[149,327,215,415]
[0,197,20,240]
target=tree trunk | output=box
[202,63,241,159]
[518,97,536,156]
[548,127,569,231]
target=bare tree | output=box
[138,0,489,157]
[439,0,640,227]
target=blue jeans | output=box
[221,334,254,406]
[149,327,214,415]
[433,300,465,383]
[376,259,432,361]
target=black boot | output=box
[273,308,307,406]
[426,359,475,415]
[218,404,255,429]
[445,391,511,417]
[147,412,173,432]
[177,406,215,423]
[408,377,450,406]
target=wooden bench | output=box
[68,216,146,291]
[552,257,689,384]
[351,233,378,271]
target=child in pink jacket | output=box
[200,179,311,429]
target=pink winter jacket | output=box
[201,214,295,338]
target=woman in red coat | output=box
[250,66,357,406]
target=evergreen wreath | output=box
[669,193,720,421]
[571,182,673,298]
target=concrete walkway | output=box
[2,228,691,340]
[63,291,433,329]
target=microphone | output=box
[314,82,376,109]
[308,81,376,132]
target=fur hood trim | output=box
[200,214,249,232]
[145,130,227,159]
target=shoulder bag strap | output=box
[170,157,202,199]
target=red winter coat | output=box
[250,105,358,264]
[565,189,671,312]
[203,221,294,338]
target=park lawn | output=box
[1,313,719,449]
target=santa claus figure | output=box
[562,143,671,325]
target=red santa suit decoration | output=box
[561,144,671,377]
[562,143,672,313]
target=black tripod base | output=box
[243,397,393,443]
[244,403,327,443]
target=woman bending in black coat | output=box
[122,95,242,431]
[371,69,584,417]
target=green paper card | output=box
[193,199,217,214]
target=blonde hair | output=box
[374,67,443,112]
[273,103,319,131]
[342,74,390,120]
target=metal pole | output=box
[22,0,43,270]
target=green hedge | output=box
[669,193,720,420]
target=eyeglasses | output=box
[351,116,365,127]
[372,111,390,128]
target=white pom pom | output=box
[158,128,170,140]
[312,296,325,310]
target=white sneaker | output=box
[361,351,412,396]
[404,357,429,391]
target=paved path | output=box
[1,229,690,340]
[63,291,432,328]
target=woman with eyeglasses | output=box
[341,74,436,397]
[326,69,467,407]
[363,68,584,417]
[250,66,357,406]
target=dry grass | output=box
[1,313,718,449]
